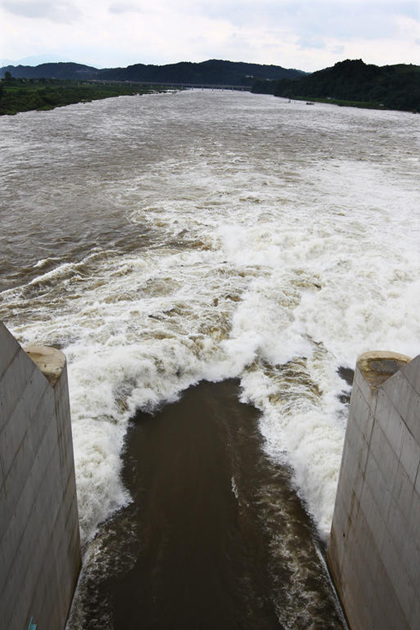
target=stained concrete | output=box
[328,351,420,630]
[0,322,81,630]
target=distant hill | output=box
[0,62,99,80]
[0,60,305,86]
[252,59,420,112]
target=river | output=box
[0,90,419,628]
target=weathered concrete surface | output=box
[328,351,420,630]
[0,322,81,630]
[25,344,67,386]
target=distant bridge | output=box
[151,83,251,91]
[91,79,252,91]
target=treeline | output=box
[0,60,304,86]
[97,59,304,85]
[0,77,168,116]
[252,60,420,112]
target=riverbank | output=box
[0,78,173,115]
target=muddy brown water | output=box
[69,380,345,629]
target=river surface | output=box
[1,90,419,628]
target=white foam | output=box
[231,476,239,500]
[1,91,419,544]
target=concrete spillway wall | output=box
[0,322,81,629]
[328,351,420,629]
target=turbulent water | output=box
[1,90,419,626]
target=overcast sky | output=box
[1,0,419,71]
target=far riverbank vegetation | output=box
[252,59,420,113]
[0,75,173,116]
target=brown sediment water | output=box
[113,380,282,630]
[69,380,344,629]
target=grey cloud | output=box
[296,37,326,50]
[109,2,145,15]
[197,1,419,41]
[289,2,419,41]
[1,0,81,23]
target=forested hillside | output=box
[252,60,420,112]
[0,60,304,86]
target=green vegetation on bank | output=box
[0,76,170,115]
[252,59,420,113]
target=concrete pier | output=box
[328,351,420,629]
[0,322,81,630]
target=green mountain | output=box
[252,59,420,112]
[0,60,304,86]
[0,62,99,80]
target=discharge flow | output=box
[0,89,419,626]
